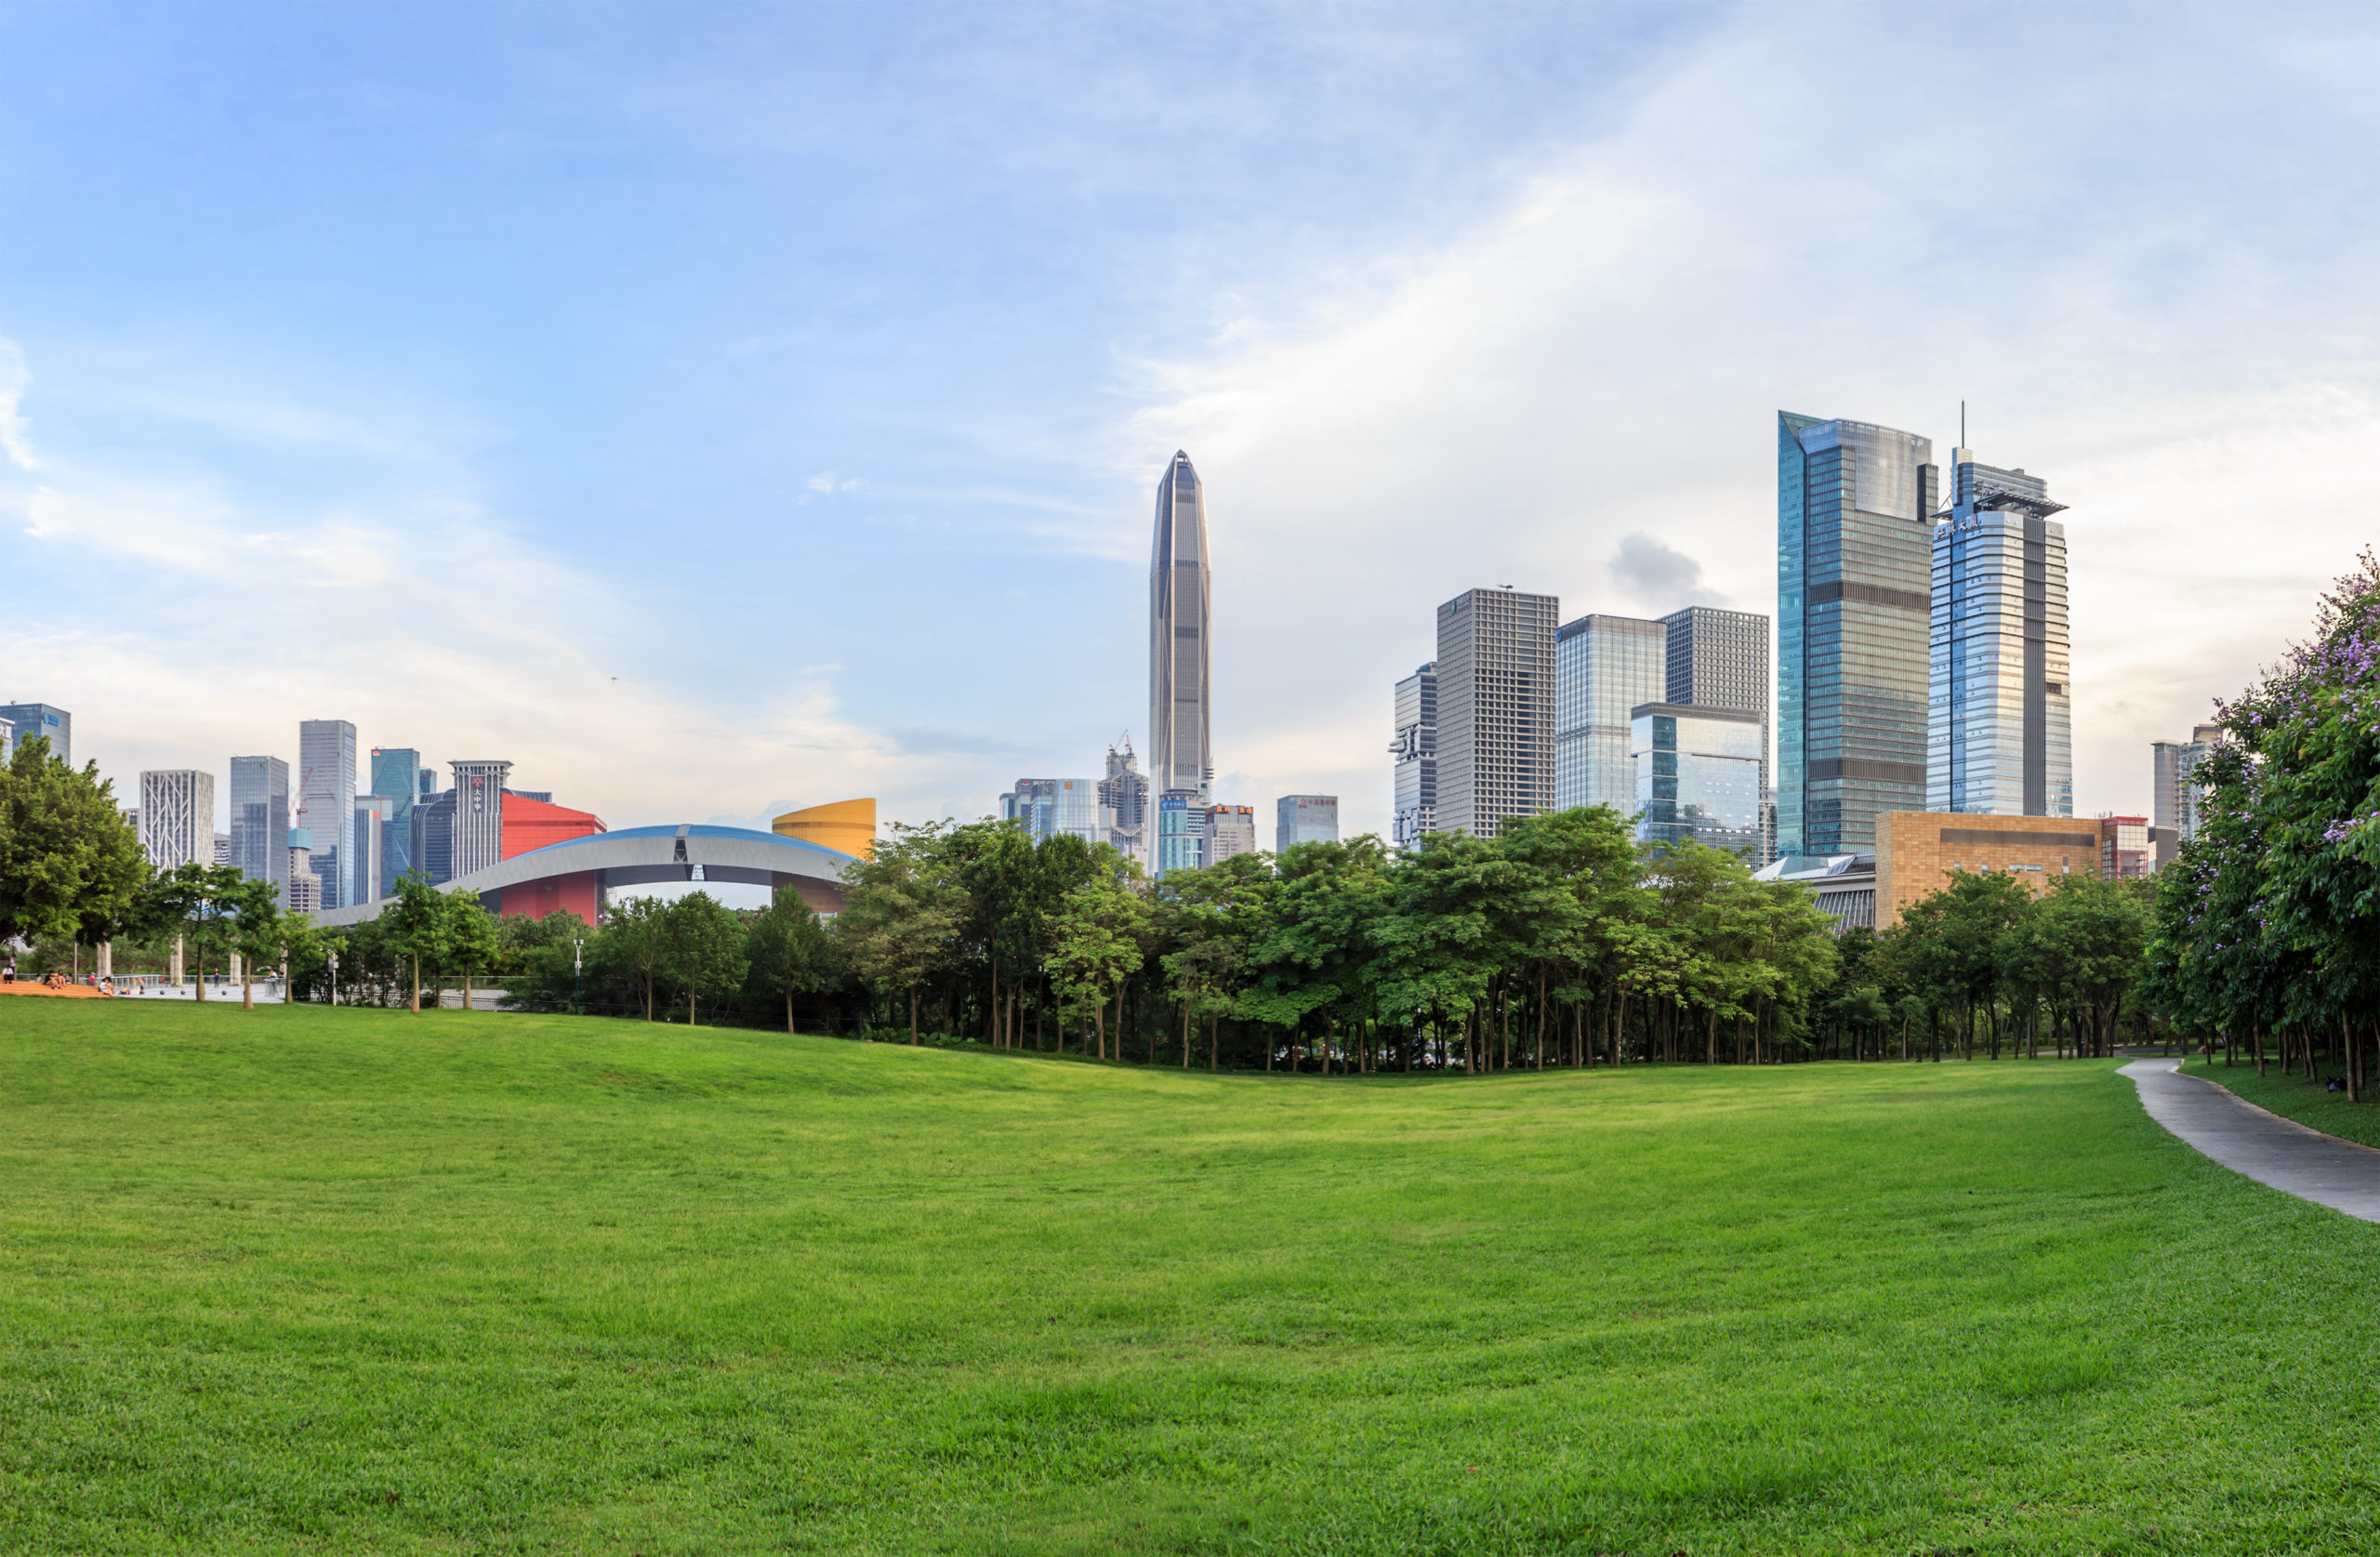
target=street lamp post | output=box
[573,938,583,1015]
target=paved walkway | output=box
[2120,1057,2380,1222]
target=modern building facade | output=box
[1206,804,1257,864]
[138,770,217,871]
[1435,587,1558,840]
[369,746,422,886]
[1872,810,2102,929]
[1632,704,1764,859]
[1778,413,1937,856]
[1149,451,1213,799]
[1099,739,1151,869]
[2099,814,2150,879]
[1275,795,1339,854]
[1554,614,1665,814]
[2152,725,2220,847]
[1000,778,1103,846]
[1157,789,1208,875]
[229,755,292,899]
[1663,605,1770,805]
[0,702,70,763]
[1390,662,1438,851]
[449,760,512,877]
[297,719,357,910]
[1929,451,2071,818]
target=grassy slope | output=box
[4,1008,2378,1556]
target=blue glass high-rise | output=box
[1777,413,1937,857]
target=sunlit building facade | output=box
[1778,413,1937,855]
[1929,451,2071,818]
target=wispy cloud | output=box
[0,338,41,471]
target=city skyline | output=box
[6,10,2373,841]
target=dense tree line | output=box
[2146,551,2380,1093]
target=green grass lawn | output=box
[6,1005,2380,1556]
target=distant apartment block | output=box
[2152,725,2220,857]
[286,830,322,916]
[1206,804,1257,864]
[138,770,216,871]
[1435,587,1558,840]
[1391,662,1437,850]
[0,702,70,764]
[1275,795,1339,855]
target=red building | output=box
[498,792,605,920]
[2098,814,2149,880]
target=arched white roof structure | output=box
[314,824,857,927]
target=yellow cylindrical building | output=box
[773,798,877,860]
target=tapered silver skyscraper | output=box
[1148,451,1212,798]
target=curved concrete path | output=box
[2120,1057,2380,1222]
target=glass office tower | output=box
[999,778,1102,845]
[1554,614,1666,814]
[370,746,422,884]
[1390,663,1438,850]
[1929,450,2071,817]
[298,719,357,910]
[1435,587,1558,840]
[1275,795,1339,854]
[228,755,291,900]
[1662,605,1770,819]
[1149,451,1213,799]
[1778,413,1937,856]
[1633,704,1765,860]
[0,702,70,763]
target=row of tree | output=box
[2146,551,2380,1095]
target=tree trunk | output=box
[908,989,918,1045]
[1209,1011,1218,1072]
[408,956,419,1013]
[1182,997,1192,1069]
[786,990,796,1035]
[688,983,697,1027]
[242,964,253,1009]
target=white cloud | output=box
[1128,4,2380,835]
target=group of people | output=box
[0,959,117,994]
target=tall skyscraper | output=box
[297,719,357,910]
[1276,795,1339,854]
[1929,450,2071,817]
[1435,587,1558,840]
[449,759,512,877]
[2153,725,2220,844]
[0,702,70,764]
[1149,451,1212,799]
[1778,413,1937,856]
[228,755,291,898]
[1098,738,1151,868]
[369,746,423,885]
[1633,704,1764,859]
[1554,614,1666,813]
[1391,662,1438,851]
[999,778,1102,845]
[138,770,216,871]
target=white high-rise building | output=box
[297,719,357,910]
[449,759,512,877]
[1391,663,1437,851]
[1929,450,2071,817]
[1148,451,1212,799]
[1206,805,1257,863]
[138,770,217,872]
[1435,587,1558,840]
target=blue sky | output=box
[5,1,2379,842]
